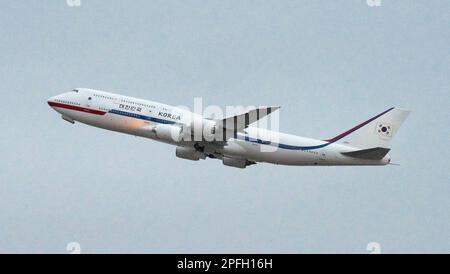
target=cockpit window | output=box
[72,89,79,93]
[88,97,92,100]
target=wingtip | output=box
[259,106,280,109]
[256,106,281,111]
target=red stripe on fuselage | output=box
[48,102,106,115]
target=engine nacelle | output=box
[154,124,182,142]
[222,156,247,169]
[176,146,205,161]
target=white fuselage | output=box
[48,88,390,167]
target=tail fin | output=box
[325,107,410,149]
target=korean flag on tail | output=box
[375,122,393,139]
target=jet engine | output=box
[175,146,205,161]
[222,156,248,169]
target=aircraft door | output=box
[86,95,97,109]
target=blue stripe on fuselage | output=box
[108,108,329,150]
[109,109,177,125]
[236,133,330,151]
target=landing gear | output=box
[193,143,205,153]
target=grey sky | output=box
[0,0,449,253]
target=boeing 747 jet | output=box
[48,88,410,168]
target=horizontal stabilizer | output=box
[341,147,390,160]
[216,106,280,132]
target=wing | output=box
[215,106,280,132]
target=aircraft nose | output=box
[47,96,54,106]
[47,95,59,107]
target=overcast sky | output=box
[0,0,449,253]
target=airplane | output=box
[47,88,410,168]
